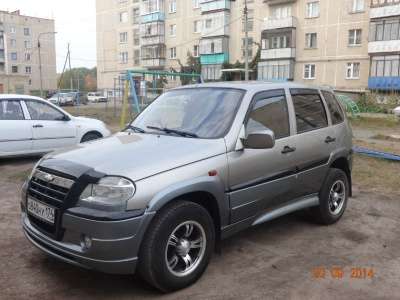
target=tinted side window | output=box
[0,100,24,120]
[246,89,290,139]
[290,89,328,133]
[25,101,64,121]
[321,91,344,125]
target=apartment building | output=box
[96,0,398,93]
[0,10,56,94]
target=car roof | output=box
[0,94,45,101]
[172,81,333,93]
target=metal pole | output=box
[244,0,249,81]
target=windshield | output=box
[132,88,244,139]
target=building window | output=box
[120,32,128,43]
[25,66,32,74]
[304,64,316,79]
[242,37,253,57]
[305,33,317,48]
[270,5,292,19]
[24,40,32,49]
[194,20,201,33]
[205,19,212,29]
[133,29,140,46]
[11,65,18,73]
[242,9,254,32]
[134,49,140,65]
[25,53,31,61]
[193,45,199,57]
[169,0,177,13]
[193,0,200,9]
[370,20,400,42]
[306,1,320,18]
[120,51,128,63]
[24,28,31,36]
[132,8,140,24]
[10,39,16,48]
[349,29,362,45]
[11,52,17,61]
[169,47,177,59]
[258,61,292,81]
[370,55,400,77]
[10,26,16,34]
[170,24,176,37]
[346,62,360,79]
[119,11,128,23]
[351,0,364,13]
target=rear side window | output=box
[321,91,344,125]
[290,89,328,134]
[25,101,65,121]
[0,100,24,120]
[246,89,290,139]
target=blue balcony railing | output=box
[141,12,165,23]
[368,76,400,90]
[200,53,229,65]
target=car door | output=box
[0,99,33,155]
[287,88,334,199]
[227,89,298,223]
[23,100,78,152]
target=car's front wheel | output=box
[80,132,102,143]
[138,201,215,292]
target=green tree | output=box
[58,67,97,92]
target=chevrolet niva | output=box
[21,82,352,292]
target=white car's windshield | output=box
[132,88,244,139]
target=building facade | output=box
[0,10,57,95]
[96,0,397,93]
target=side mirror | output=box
[242,129,275,149]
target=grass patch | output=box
[6,169,31,183]
[349,115,400,129]
[371,134,400,143]
[353,154,400,195]
[354,139,400,154]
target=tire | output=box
[138,201,215,292]
[311,168,349,225]
[80,132,102,143]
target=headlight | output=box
[78,176,135,212]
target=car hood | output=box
[42,132,227,181]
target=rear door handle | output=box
[33,124,43,128]
[325,136,336,143]
[281,145,296,154]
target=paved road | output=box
[0,158,399,300]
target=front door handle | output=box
[33,124,44,128]
[325,136,336,143]
[281,145,296,154]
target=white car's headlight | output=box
[78,176,135,212]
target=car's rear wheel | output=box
[311,168,349,225]
[80,132,102,143]
[138,201,215,292]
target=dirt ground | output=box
[0,156,399,300]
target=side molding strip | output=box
[252,196,319,226]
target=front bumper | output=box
[22,208,154,274]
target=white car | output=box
[87,92,107,103]
[48,93,74,106]
[394,106,400,117]
[0,94,111,158]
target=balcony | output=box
[369,76,400,90]
[262,16,297,31]
[141,58,166,68]
[201,11,230,37]
[370,0,400,18]
[200,0,230,14]
[200,53,228,65]
[263,0,296,5]
[261,48,296,60]
[141,35,165,46]
[368,40,400,53]
[141,12,165,23]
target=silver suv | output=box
[21,82,353,292]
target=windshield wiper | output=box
[147,126,198,138]
[124,124,146,133]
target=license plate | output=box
[27,198,55,225]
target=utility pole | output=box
[38,31,57,98]
[244,0,249,81]
[68,43,73,92]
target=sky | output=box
[1,0,97,72]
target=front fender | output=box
[147,176,229,227]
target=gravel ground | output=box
[0,158,400,300]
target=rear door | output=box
[227,89,298,223]
[0,99,33,155]
[288,88,334,198]
[24,100,78,151]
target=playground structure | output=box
[119,70,203,128]
[336,94,361,117]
